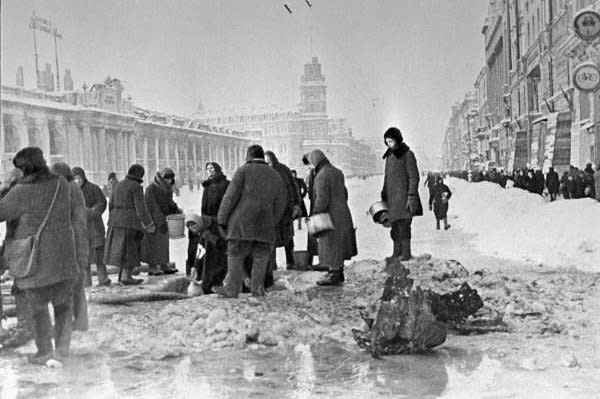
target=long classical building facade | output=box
[195,57,379,177]
[443,0,600,173]
[1,79,250,186]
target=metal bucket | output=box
[292,250,311,271]
[368,201,388,223]
[307,213,334,236]
[166,214,186,239]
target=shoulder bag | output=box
[4,180,61,279]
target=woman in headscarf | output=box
[197,162,229,293]
[141,167,181,276]
[104,164,154,285]
[306,149,357,286]
[0,147,87,363]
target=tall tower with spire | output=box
[300,57,328,138]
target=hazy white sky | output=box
[1,0,487,159]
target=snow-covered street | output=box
[2,174,600,398]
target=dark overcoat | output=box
[545,170,560,194]
[141,173,180,265]
[217,159,287,245]
[431,183,452,219]
[107,175,153,231]
[201,174,229,217]
[79,180,107,249]
[0,172,88,290]
[308,150,357,267]
[267,153,299,247]
[381,143,423,221]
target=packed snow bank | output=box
[446,178,600,272]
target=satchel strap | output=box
[34,179,61,240]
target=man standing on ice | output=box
[380,127,423,260]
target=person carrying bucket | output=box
[141,168,182,276]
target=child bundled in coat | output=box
[429,177,452,230]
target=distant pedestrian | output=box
[424,171,436,210]
[265,151,301,270]
[560,171,571,199]
[215,145,286,297]
[306,149,357,286]
[594,167,600,201]
[545,167,559,201]
[381,127,423,260]
[104,164,155,285]
[141,168,181,276]
[429,176,452,230]
[533,170,545,195]
[0,147,88,363]
[583,163,596,198]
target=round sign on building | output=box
[573,61,600,92]
[573,9,600,41]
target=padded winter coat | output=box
[217,159,287,245]
[0,172,88,290]
[107,175,153,231]
[381,143,423,221]
[79,179,107,248]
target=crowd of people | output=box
[0,126,424,364]
[445,163,600,202]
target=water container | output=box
[166,214,186,239]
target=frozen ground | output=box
[1,174,600,398]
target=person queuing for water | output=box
[291,169,308,230]
[583,163,596,199]
[424,171,436,211]
[104,164,155,285]
[306,149,357,286]
[265,151,302,270]
[0,147,88,364]
[0,167,33,350]
[103,172,119,198]
[380,127,423,260]
[302,155,320,270]
[215,145,286,298]
[69,167,110,287]
[545,167,560,202]
[50,163,90,333]
[594,166,600,202]
[141,168,181,276]
[429,176,452,230]
[198,162,229,292]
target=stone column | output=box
[98,127,107,179]
[82,124,93,172]
[192,139,198,180]
[143,135,149,174]
[155,136,160,172]
[128,131,136,168]
[183,139,188,181]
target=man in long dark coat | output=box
[545,167,560,201]
[381,127,423,260]
[265,151,300,269]
[72,167,110,286]
[216,145,286,297]
[307,149,357,286]
[104,164,155,285]
[141,168,181,276]
[429,176,452,230]
[291,170,308,230]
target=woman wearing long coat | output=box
[198,162,229,293]
[104,164,154,285]
[141,168,180,275]
[0,147,88,363]
[429,176,452,230]
[307,149,357,286]
[381,127,423,260]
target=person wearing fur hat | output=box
[71,166,110,287]
[429,176,452,230]
[141,167,181,275]
[215,145,287,297]
[380,127,423,260]
[0,147,88,363]
[306,149,357,286]
[104,164,155,285]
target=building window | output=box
[3,119,20,153]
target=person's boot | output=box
[443,218,451,230]
[2,291,33,348]
[316,270,343,286]
[120,267,143,285]
[53,303,73,360]
[29,308,54,364]
[398,240,412,261]
[161,262,178,275]
[148,264,164,276]
[339,266,345,283]
[436,220,441,230]
[84,263,92,287]
[96,263,111,286]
